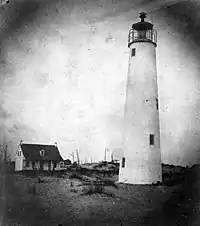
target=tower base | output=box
[118,165,162,185]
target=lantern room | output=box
[128,12,157,48]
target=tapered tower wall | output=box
[118,14,162,184]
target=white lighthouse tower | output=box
[118,12,162,184]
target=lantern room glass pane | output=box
[128,29,157,47]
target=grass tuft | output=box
[70,188,78,193]
[82,182,105,195]
[101,179,118,188]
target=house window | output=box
[156,98,159,110]
[26,161,30,168]
[60,162,64,168]
[131,48,136,57]
[150,134,155,145]
[122,157,126,168]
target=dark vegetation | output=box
[160,164,200,225]
[1,161,200,225]
[82,182,115,197]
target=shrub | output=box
[83,182,105,194]
[69,173,83,180]
[102,179,118,188]
[72,162,78,167]
[57,172,63,178]
[27,184,36,195]
[82,181,116,197]
[37,177,46,183]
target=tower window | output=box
[156,98,159,110]
[122,157,126,168]
[131,48,136,57]
[150,134,155,145]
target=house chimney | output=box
[54,142,57,147]
[20,140,23,145]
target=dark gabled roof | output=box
[20,143,63,162]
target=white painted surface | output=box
[16,157,64,171]
[119,41,162,184]
[14,146,24,171]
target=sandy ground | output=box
[1,166,200,226]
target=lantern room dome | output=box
[132,12,153,30]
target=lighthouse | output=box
[118,12,162,184]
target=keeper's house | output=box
[15,140,64,172]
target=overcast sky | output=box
[0,0,200,166]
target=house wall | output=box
[15,146,24,171]
[35,161,40,170]
[55,162,65,170]
[23,161,47,171]
[43,162,49,171]
[23,160,33,170]
[22,160,64,171]
[22,161,40,170]
[52,162,65,171]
